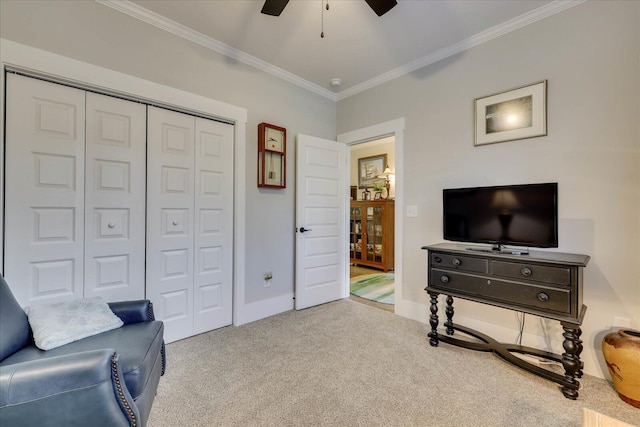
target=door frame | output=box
[337,118,405,313]
[0,39,249,326]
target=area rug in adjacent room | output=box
[350,273,394,304]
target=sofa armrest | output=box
[109,300,155,324]
[0,349,140,427]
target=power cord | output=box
[515,312,525,345]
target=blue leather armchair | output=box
[0,274,165,427]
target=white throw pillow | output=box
[25,297,124,350]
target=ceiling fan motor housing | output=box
[261,0,397,17]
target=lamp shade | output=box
[380,165,393,178]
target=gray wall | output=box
[0,0,336,308]
[2,0,639,379]
[338,0,640,377]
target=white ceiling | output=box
[103,0,580,100]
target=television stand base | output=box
[422,243,590,400]
[430,320,583,399]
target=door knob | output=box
[299,227,312,233]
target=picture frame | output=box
[358,154,387,189]
[258,122,286,188]
[475,80,547,146]
[374,191,382,200]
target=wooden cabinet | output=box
[350,200,394,271]
[422,243,590,399]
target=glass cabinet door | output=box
[350,206,363,261]
[349,201,393,272]
[365,205,384,263]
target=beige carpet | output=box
[148,299,639,427]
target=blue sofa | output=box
[0,274,165,427]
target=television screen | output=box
[443,183,558,248]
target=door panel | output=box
[4,74,86,306]
[295,134,347,310]
[85,92,146,302]
[193,117,234,333]
[147,106,195,342]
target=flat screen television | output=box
[443,182,558,250]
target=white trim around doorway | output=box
[337,118,407,316]
[0,38,249,327]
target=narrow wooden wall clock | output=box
[258,122,286,188]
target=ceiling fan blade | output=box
[364,0,397,17]
[261,0,290,16]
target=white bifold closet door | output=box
[84,92,146,301]
[146,106,233,343]
[4,74,146,306]
[5,74,86,306]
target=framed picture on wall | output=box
[358,154,387,188]
[475,80,547,146]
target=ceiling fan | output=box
[261,0,398,17]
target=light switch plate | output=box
[406,205,418,217]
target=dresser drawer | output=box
[431,252,488,273]
[430,269,571,314]
[492,261,571,286]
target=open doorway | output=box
[348,137,396,312]
[338,118,404,316]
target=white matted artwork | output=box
[475,80,547,146]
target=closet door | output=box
[147,106,195,342]
[84,92,146,302]
[193,118,234,333]
[4,74,86,306]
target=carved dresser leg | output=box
[560,322,582,399]
[428,291,439,347]
[444,295,454,336]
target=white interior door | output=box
[193,117,234,333]
[295,134,347,310]
[84,92,146,302]
[4,74,86,306]
[146,106,196,342]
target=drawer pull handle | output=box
[537,292,549,302]
[521,267,532,276]
[107,222,115,229]
[440,275,449,283]
[452,258,461,266]
[434,256,442,263]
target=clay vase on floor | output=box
[602,329,640,408]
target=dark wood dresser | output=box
[422,243,590,399]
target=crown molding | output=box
[98,0,584,103]
[96,0,338,101]
[335,0,586,101]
